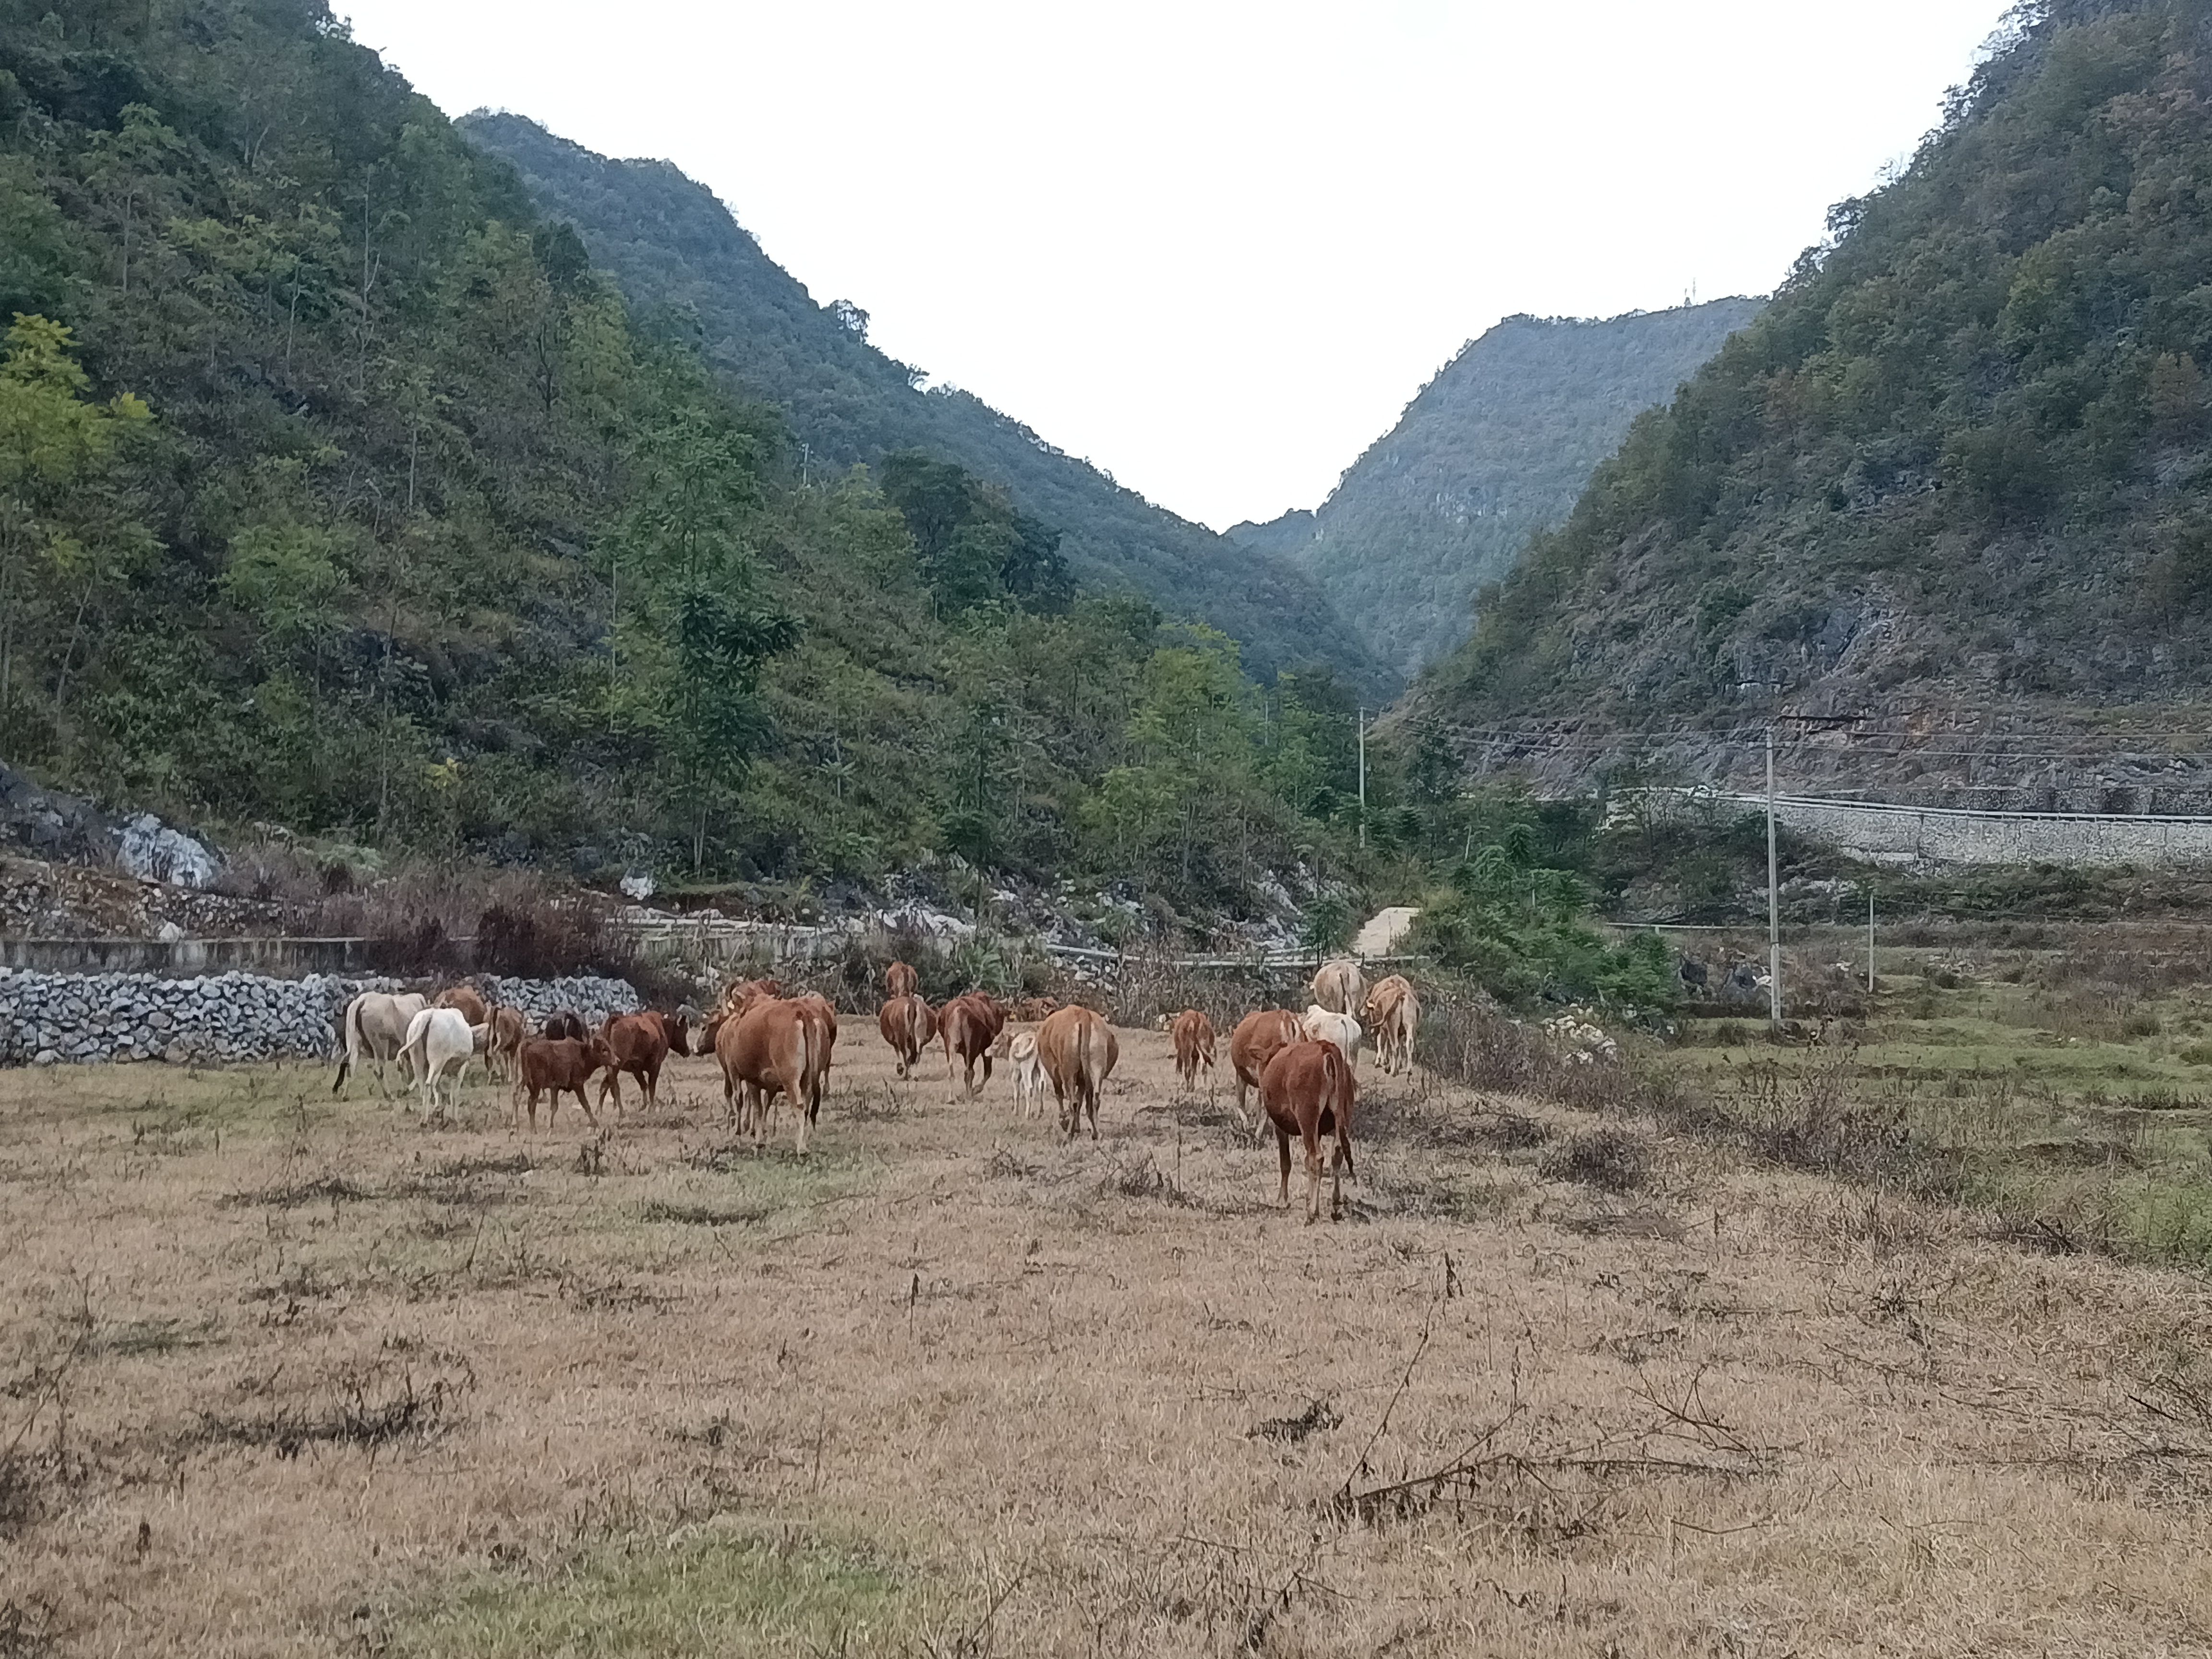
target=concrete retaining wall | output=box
[0,970,640,1067]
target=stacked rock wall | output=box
[0,970,640,1066]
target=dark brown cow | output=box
[878,994,935,1078]
[885,960,919,1000]
[1228,1009,1304,1132]
[1037,1005,1118,1140]
[1258,1039,1357,1223]
[715,998,823,1153]
[542,1009,587,1043]
[514,1034,614,1130]
[1171,1009,1216,1096]
[436,984,489,1027]
[939,993,1006,1098]
[598,1012,673,1115]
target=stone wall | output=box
[0,970,640,1067]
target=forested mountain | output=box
[460,113,1385,694]
[0,0,1380,918]
[1228,300,1761,679]
[1427,0,2212,742]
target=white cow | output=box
[402,1006,488,1118]
[1008,1030,1047,1120]
[1310,958,1366,1017]
[332,991,429,1096]
[1301,1005,1363,1070]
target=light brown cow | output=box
[1171,1009,1216,1097]
[598,1012,673,1115]
[715,998,823,1154]
[939,993,1006,1098]
[878,994,935,1078]
[1037,1005,1118,1140]
[1310,958,1365,1017]
[885,960,919,1000]
[435,984,489,1027]
[1258,1038,1357,1223]
[487,1004,526,1082]
[1228,1009,1304,1133]
[1364,975,1420,1075]
[514,1034,615,1130]
[790,993,839,1103]
[718,976,782,1019]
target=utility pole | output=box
[1767,726,1782,1034]
[1357,708,1367,850]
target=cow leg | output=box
[1274,1125,1292,1207]
[1304,1123,1324,1225]
[575,1084,598,1129]
[1086,1086,1099,1142]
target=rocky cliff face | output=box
[1229,299,1761,680]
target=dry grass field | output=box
[7,1018,2212,1656]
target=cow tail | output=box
[1325,1046,1356,1178]
[799,1014,821,1124]
[332,996,358,1093]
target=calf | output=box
[402,1006,486,1118]
[1007,1031,1046,1119]
[542,1009,587,1043]
[715,998,823,1154]
[885,960,919,1000]
[598,1011,672,1115]
[1228,1009,1304,1133]
[1170,1009,1215,1097]
[939,993,1006,1098]
[1310,958,1365,1017]
[1301,1005,1363,1070]
[333,991,429,1096]
[878,994,935,1078]
[1037,1005,1118,1140]
[514,1034,614,1130]
[1364,975,1419,1076]
[1259,1038,1357,1223]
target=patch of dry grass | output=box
[4,1028,2212,1655]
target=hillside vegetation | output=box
[461,113,1384,695]
[1230,299,1759,679]
[1427,0,2212,734]
[0,0,1379,923]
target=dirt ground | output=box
[6,1020,2212,1656]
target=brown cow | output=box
[598,1012,673,1115]
[878,994,935,1078]
[436,984,489,1027]
[1170,1009,1215,1097]
[791,993,838,1102]
[1258,1039,1357,1223]
[487,1004,526,1082]
[885,960,919,1000]
[1037,1005,1118,1140]
[1364,975,1419,1076]
[542,1009,587,1043]
[718,976,782,1019]
[715,997,823,1154]
[1228,1009,1304,1133]
[514,1034,615,1130]
[939,993,1006,1098]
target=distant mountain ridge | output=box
[1229,299,1761,679]
[462,113,1386,693]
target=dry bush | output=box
[1539,1129,1648,1192]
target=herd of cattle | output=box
[328,960,1422,1222]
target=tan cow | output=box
[514,1034,614,1130]
[1364,975,1419,1075]
[878,994,934,1078]
[1036,1005,1118,1139]
[885,960,919,1000]
[1301,1005,1362,1070]
[939,993,1006,1098]
[1310,958,1365,1016]
[1007,1030,1046,1119]
[1228,1009,1304,1134]
[435,983,489,1027]
[487,1004,526,1082]
[1258,1038,1357,1223]
[1171,1009,1215,1097]
[715,998,823,1154]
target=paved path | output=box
[1350,904,1420,958]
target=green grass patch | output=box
[388,1523,914,1658]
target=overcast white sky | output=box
[339,0,2008,532]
